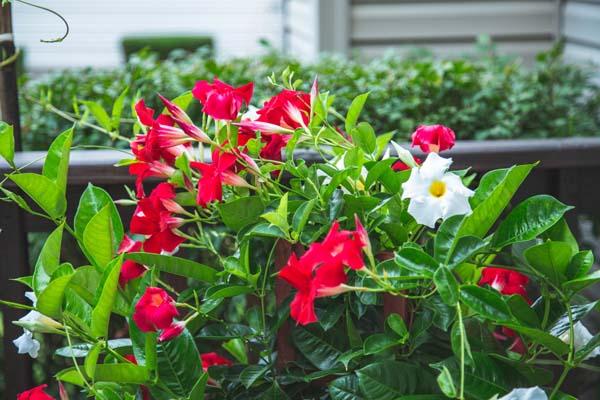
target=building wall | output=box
[12,0,283,71]
[284,0,560,61]
[562,0,600,66]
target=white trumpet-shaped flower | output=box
[498,387,548,400]
[13,329,40,358]
[558,322,600,360]
[401,152,474,228]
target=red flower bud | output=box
[411,124,456,153]
[133,287,179,332]
[18,385,55,400]
[117,236,146,287]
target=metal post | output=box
[0,3,33,397]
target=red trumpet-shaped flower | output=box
[158,321,185,342]
[191,150,250,207]
[133,287,179,332]
[130,183,185,253]
[158,94,211,143]
[257,89,311,130]
[201,352,234,370]
[479,267,530,301]
[117,236,147,287]
[493,327,526,355]
[17,385,55,400]
[279,219,368,325]
[411,124,456,153]
[192,78,254,121]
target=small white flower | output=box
[401,152,474,228]
[498,387,548,400]
[13,329,40,358]
[25,291,37,306]
[558,322,600,360]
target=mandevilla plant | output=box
[1,69,599,400]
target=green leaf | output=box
[566,250,594,280]
[208,285,253,300]
[0,121,15,167]
[33,224,64,294]
[43,128,73,194]
[292,199,316,234]
[9,173,66,219]
[125,252,217,283]
[75,185,123,247]
[37,272,74,318]
[55,339,131,358]
[345,92,369,134]
[447,236,487,268]
[451,319,474,367]
[456,164,534,241]
[351,122,377,154]
[156,329,203,396]
[57,364,148,386]
[436,366,457,398]
[395,247,439,277]
[433,266,459,305]
[491,195,573,249]
[111,87,129,131]
[506,295,540,328]
[356,361,425,400]
[84,341,103,379]
[387,313,408,341]
[83,204,118,269]
[524,241,572,285]
[363,333,399,355]
[222,338,247,364]
[563,269,600,292]
[240,365,268,389]
[503,324,569,356]
[90,256,122,338]
[188,373,209,399]
[329,375,364,400]
[434,215,465,263]
[261,193,290,236]
[459,285,512,322]
[542,218,578,255]
[218,196,264,232]
[84,101,112,131]
[292,326,346,370]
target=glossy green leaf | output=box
[447,236,487,268]
[222,338,247,364]
[436,366,457,398]
[356,361,425,400]
[329,375,364,400]
[395,247,439,277]
[563,269,600,292]
[363,333,399,355]
[491,195,573,249]
[84,341,103,379]
[0,121,15,167]
[218,196,264,231]
[351,122,377,154]
[459,285,512,322]
[503,324,569,356]
[387,313,409,341]
[111,87,129,130]
[506,295,540,328]
[450,320,474,367]
[75,184,123,248]
[83,204,118,269]
[292,199,316,234]
[433,266,459,305]
[37,272,74,318]
[566,250,594,280]
[33,224,64,294]
[125,252,217,283]
[84,101,112,131]
[261,193,290,235]
[55,339,132,358]
[240,365,268,389]
[292,326,346,370]
[43,128,72,193]
[57,364,148,386]
[345,92,369,134]
[9,173,66,219]
[434,215,465,263]
[156,329,203,396]
[188,373,209,399]
[542,218,578,255]
[524,241,572,285]
[90,256,122,338]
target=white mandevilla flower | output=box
[13,329,40,358]
[401,152,474,228]
[558,321,600,360]
[498,387,548,400]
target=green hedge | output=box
[121,35,213,60]
[18,44,600,151]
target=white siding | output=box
[12,0,283,71]
[562,1,600,66]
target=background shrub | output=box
[18,43,600,151]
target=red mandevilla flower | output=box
[493,327,526,355]
[411,124,456,153]
[133,287,179,332]
[479,267,530,301]
[17,385,55,400]
[279,220,368,325]
[130,183,185,253]
[158,321,185,342]
[201,352,234,370]
[257,89,310,130]
[192,78,253,121]
[191,150,250,207]
[117,236,147,287]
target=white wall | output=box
[562,1,600,66]
[12,0,283,71]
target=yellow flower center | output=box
[429,180,446,198]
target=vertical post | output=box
[317,0,350,56]
[273,240,298,369]
[0,3,32,397]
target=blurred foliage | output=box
[18,42,600,151]
[121,35,214,60]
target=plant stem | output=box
[456,303,465,400]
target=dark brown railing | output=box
[2,138,600,396]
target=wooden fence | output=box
[2,138,600,396]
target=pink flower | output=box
[133,287,179,332]
[117,236,147,287]
[158,321,185,342]
[129,183,185,253]
[411,124,456,153]
[192,79,254,121]
[17,385,55,400]
[190,150,250,207]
